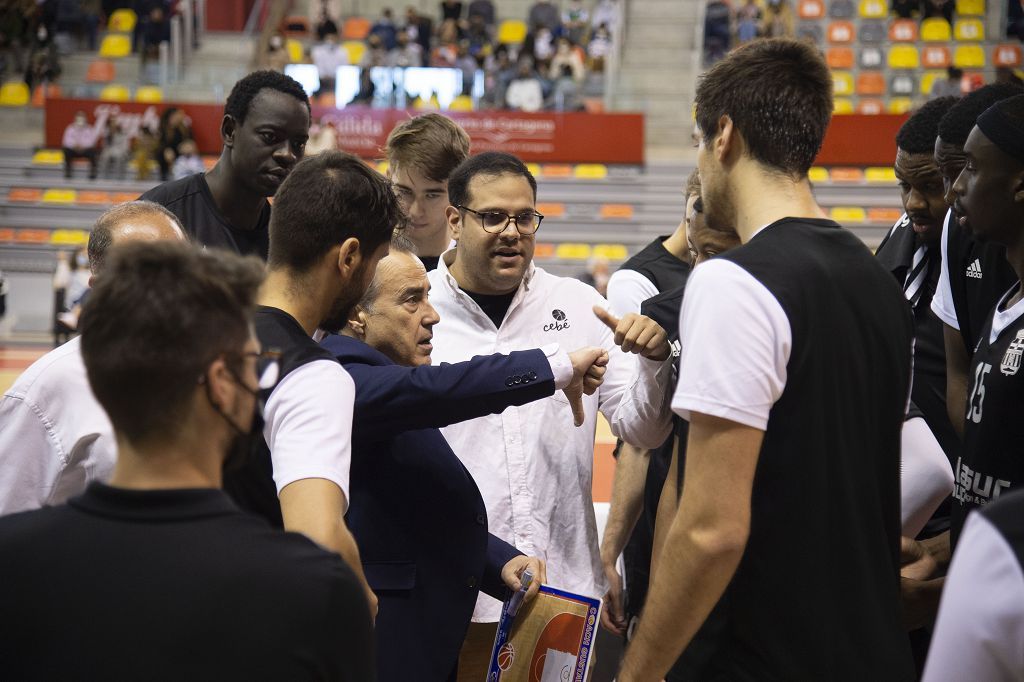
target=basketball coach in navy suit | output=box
[321,237,607,681]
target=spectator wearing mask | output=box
[587,24,612,72]
[310,28,348,97]
[0,201,185,516]
[24,21,60,91]
[171,139,205,180]
[97,117,131,180]
[563,0,590,44]
[504,58,544,112]
[591,0,621,32]
[140,70,311,259]
[61,110,99,180]
[549,37,585,83]
[0,241,374,680]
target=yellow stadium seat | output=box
[0,81,29,106]
[42,189,77,204]
[135,85,163,103]
[866,167,897,184]
[953,44,986,68]
[498,19,528,44]
[592,244,629,260]
[99,84,130,101]
[920,18,952,42]
[448,95,473,111]
[99,34,131,58]
[107,8,137,32]
[887,97,914,114]
[574,164,608,180]
[955,0,984,14]
[343,40,366,65]
[526,163,542,178]
[50,229,89,246]
[809,167,830,183]
[954,18,984,41]
[833,98,854,113]
[831,207,867,222]
[555,243,591,260]
[887,45,919,69]
[376,160,389,175]
[858,0,886,16]
[32,149,64,165]
[285,38,303,63]
[832,71,854,96]
[921,70,947,95]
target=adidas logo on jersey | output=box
[966,259,983,279]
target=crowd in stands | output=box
[263,0,621,113]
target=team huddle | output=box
[0,37,1023,682]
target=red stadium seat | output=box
[993,44,1023,68]
[826,47,854,69]
[888,19,918,42]
[856,98,884,115]
[798,0,825,18]
[856,72,886,95]
[85,59,116,83]
[342,17,371,40]
[921,45,952,69]
[827,21,855,43]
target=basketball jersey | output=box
[953,284,1024,548]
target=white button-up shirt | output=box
[0,337,116,515]
[428,252,673,621]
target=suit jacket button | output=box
[513,375,522,384]
[528,371,537,380]
[476,514,486,525]
[505,377,514,387]
[467,576,477,588]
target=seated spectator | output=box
[891,0,921,18]
[922,0,953,23]
[467,0,495,28]
[563,0,590,44]
[62,110,99,180]
[736,0,762,43]
[761,0,795,38]
[930,66,963,99]
[311,28,348,97]
[171,139,205,180]
[505,58,544,112]
[551,63,582,111]
[440,0,463,22]
[53,246,91,334]
[360,33,388,68]
[405,6,433,56]
[482,44,516,107]
[455,42,478,95]
[264,31,291,72]
[591,0,621,33]
[139,6,170,68]
[369,8,398,50]
[587,24,612,72]
[54,0,100,52]
[528,0,562,33]
[0,4,31,83]
[388,29,423,67]
[23,23,60,92]
[524,26,555,70]
[305,118,338,155]
[98,117,131,180]
[133,123,158,181]
[156,106,193,182]
[465,13,491,59]
[0,241,374,680]
[704,0,732,64]
[549,37,584,83]
[430,20,461,67]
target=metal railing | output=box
[603,0,628,112]
[158,0,205,86]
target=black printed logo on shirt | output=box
[544,309,571,332]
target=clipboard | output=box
[485,584,602,682]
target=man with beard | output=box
[223,151,401,618]
[140,71,311,259]
[618,38,915,680]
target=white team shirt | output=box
[923,511,1024,681]
[428,252,674,621]
[930,209,959,330]
[263,359,355,507]
[606,269,659,317]
[0,337,116,514]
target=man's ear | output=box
[221,114,237,148]
[347,307,368,339]
[336,237,362,278]
[203,356,234,412]
[714,114,737,163]
[446,205,462,240]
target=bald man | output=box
[0,201,186,514]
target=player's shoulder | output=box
[3,337,86,401]
[140,173,204,207]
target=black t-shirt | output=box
[953,285,1024,548]
[617,235,691,295]
[419,254,441,272]
[0,483,374,681]
[464,289,515,329]
[139,173,271,259]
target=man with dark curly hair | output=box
[140,70,311,259]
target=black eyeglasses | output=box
[455,205,545,235]
[199,350,281,391]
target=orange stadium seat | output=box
[827,20,854,43]
[600,204,634,219]
[856,98,884,115]
[16,229,50,244]
[798,0,825,18]
[542,164,572,178]
[994,44,1023,67]
[832,71,854,96]
[955,0,984,12]
[0,227,14,242]
[833,98,854,113]
[30,83,60,107]
[954,18,985,41]
[827,47,854,69]
[8,188,42,202]
[831,167,864,182]
[342,17,371,40]
[77,191,112,205]
[856,72,886,95]
[869,207,903,223]
[888,45,920,69]
[85,59,115,83]
[889,19,918,42]
[888,97,914,114]
[954,45,986,68]
[110,191,139,204]
[921,45,952,69]
[921,17,952,41]
[282,16,310,38]
[536,203,566,218]
[533,243,555,259]
[858,0,887,17]
[860,46,883,68]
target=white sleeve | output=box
[542,343,574,390]
[899,417,954,538]
[0,395,64,515]
[606,269,660,316]
[923,513,1024,682]
[930,209,959,330]
[263,359,354,507]
[672,259,791,430]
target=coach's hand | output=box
[501,555,547,603]
[564,347,609,426]
[593,306,671,362]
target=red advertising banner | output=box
[45,97,645,164]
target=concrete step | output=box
[616,69,690,93]
[627,0,699,21]
[621,43,693,66]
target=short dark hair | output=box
[268,151,404,271]
[88,201,183,275]
[358,231,417,313]
[224,70,310,126]
[80,242,265,447]
[447,151,538,208]
[896,97,958,154]
[385,113,471,183]
[684,168,701,198]
[938,83,1024,146]
[695,38,833,177]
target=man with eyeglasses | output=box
[0,241,374,680]
[426,151,675,678]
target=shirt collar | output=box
[69,482,240,522]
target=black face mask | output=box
[207,354,280,473]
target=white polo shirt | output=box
[428,252,674,621]
[0,337,116,515]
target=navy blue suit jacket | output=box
[321,334,557,682]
